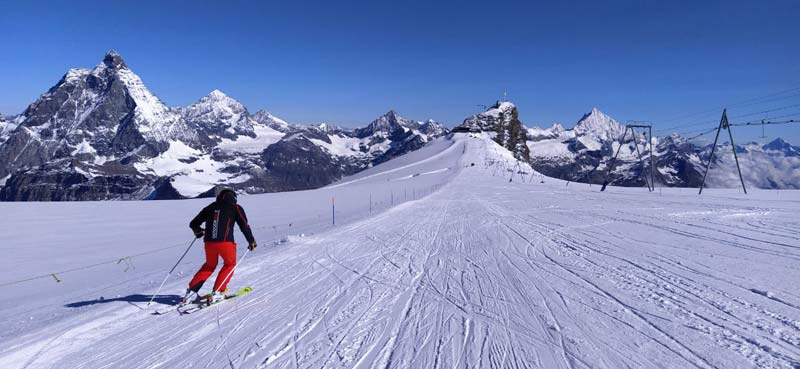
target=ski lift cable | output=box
[673,116,799,142]
[731,112,800,125]
[655,105,800,134]
[728,103,800,119]
[655,85,800,127]
[685,127,720,141]
[684,119,799,141]
[665,109,800,136]
[730,119,800,127]
[654,90,800,133]
[731,90,800,110]
[655,103,799,133]
[673,126,719,136]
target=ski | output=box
[151,292,211,315]
[178,286,253,315]
[150,287,251,315]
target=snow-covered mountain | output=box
[572,108,626,144]
[526,123,566,141]
[180,89,255,142]
[251,109,292,133]
[0,50,202,200]
[762,137,800,157]
[458,101,530,161]
[1,50,198,169]
[526,108,800,189]
[258,110,448,190]
[0,51,448,201]
[355,110,445,139]
[461,101,517,132]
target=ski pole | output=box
[146,238,198,308]
[215,248,251,294]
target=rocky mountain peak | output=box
[102,50,128,70]
[204,89,229,100]
[0,53,456,201]
[419,119,447,137]
[573,107,625,141]
[493,101,516,112]
[764,137,788,149]
[252,110,291,133]
[577,107,611,125]
[194,90,246,112]
[763,137,799,156]
[181,90,252,139]
[456,101,517,132]
[484,101,518,122]
[316,122,344,133]
[527,122,567,141]
[358,110,406,137]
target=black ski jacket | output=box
[190,191,255,244]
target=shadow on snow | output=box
[65,294,180,308]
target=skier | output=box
[183,189,257,305]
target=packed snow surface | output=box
[1,134,799,369]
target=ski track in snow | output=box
[2,135,800,369]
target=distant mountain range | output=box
[0,51,448,201]
[458,103,800,189]
[2,52,798,201]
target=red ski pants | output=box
[189,241,236,293]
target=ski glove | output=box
[248,242,257,251]
[193,228,204,238]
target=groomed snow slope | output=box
[2,134,800,369]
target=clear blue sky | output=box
[1,0,799,142]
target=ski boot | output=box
[208,290,226,305]
[180,288,197,306]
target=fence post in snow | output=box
[332,196,335,226]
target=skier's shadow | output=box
[65,294,180,308]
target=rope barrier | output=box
[0,241,190,288]
[0,215,326,288]
[0,186,432,289]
